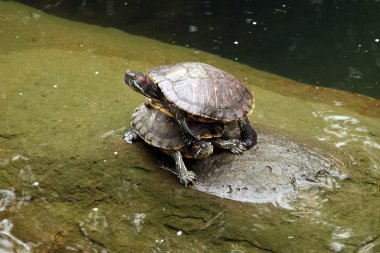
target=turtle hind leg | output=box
[124,128,139,144]
[239,117,257,149]
[171,151,196,186]
[211,139,246,154]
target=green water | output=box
[0,2,380,252]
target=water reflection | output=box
[313,111,380,171]
[0,190,15,212]
[80,208,108,233]
[0,191,35,252]
[132,213,145,233]
[0,219,34,252]
[76,209,111,251]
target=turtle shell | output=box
[148,62,254,122]
[131,103,224,150]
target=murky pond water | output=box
[1,2,380,252]
[13,0,380,99]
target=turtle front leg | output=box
[178,114,200,146]
[162,101,200,145]
[171,151,196,186]
[239,117,257,149]
[211,139,246,154]
[123,128,139,144]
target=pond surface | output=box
[14,0,380,99]
[0,2,380,252]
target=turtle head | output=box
[191,141,213,159]
[125,70,160,99]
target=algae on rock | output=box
[0,2,380,252]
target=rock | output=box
[190,129,346,209]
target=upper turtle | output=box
[126,62,254,122]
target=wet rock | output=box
[190,129,346,209]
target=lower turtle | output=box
[124,103,245,185]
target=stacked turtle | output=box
[123,62,257,185]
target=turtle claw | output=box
[226,139,246,154]
[124,129,139,144]
[173,151,196,186]
[211,138,246,154]
[230,141,246,154]
[179,170,197,186]
[123,134,133,144]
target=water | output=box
[1,1,380,252]
[14,0,380,99]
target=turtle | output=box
[124,103,246,185]
[124,62,257,149]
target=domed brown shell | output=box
[148,62,254,122]
[131,103,224,150]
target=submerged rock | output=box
[190,128,346,209]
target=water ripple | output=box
[313,112,380,148]
[0,190,15,213]
[0,219,35,252]
[313,111,380,171]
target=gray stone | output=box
[190,129,346,209]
